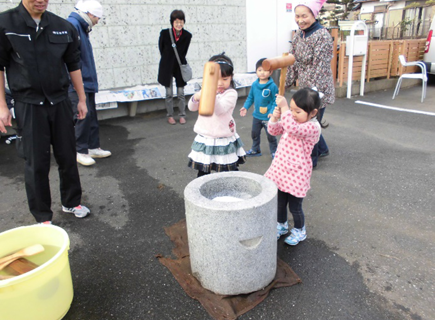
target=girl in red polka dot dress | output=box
[265,87,325,245]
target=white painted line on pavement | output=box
[355,100,435,117]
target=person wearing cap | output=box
[68,0,111,166]
[285,0,335,168]
[0,0,91,223]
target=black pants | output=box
[277,190,304,229]
[14,99,82,222]
[250,117,277,154]
[69,91,100,154]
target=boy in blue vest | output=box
[240,58,278,158]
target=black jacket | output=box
[0,3,81,105]
[157,28,192,87]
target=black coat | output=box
[158,28,192,87]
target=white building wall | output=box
[0,0,247,91]
[246,0,297,73]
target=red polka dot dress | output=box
[264,110,320,198]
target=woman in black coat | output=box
[158,10,192,125]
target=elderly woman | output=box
[286,0,334,168]
[158,10,192,125]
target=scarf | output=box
[301,20,323,38]
[75,9,93,33]
[173,27,182,42]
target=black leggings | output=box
[197,167,239,178]
[277,190,304,229]
[197,170,209,178]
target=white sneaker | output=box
[284,226,307,246]
[277,221,289,240]
[89,148,111,158]
[62,205,90,218]
[77,152,96,166]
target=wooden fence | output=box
[336,39,426,87]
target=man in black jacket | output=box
[0,0,91,223]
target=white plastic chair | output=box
[392,55,428,103]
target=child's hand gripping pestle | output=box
[262,53,296,95]
[199,62,221,116]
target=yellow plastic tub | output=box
[0,225,73,320]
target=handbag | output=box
[168,29,192,83]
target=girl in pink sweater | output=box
[188,53,246,177]
[265,88,324,245]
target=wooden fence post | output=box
[367,42,372,82]
[338,42,346,87]
[330,28,338,85]
[387,42,393,79]
[400,41,406,75]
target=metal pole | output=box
[347,25,355,99]
[359,22,368,96]
[347,21,368,99]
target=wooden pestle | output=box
[0,259,40,281]
[5,258,39,276]
[199,62,221,116]
[0,244,44,271]
[262,54,296,72]
[262,53,296,95]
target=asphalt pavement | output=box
[0,80,434,320]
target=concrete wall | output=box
[0,0,247,91]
